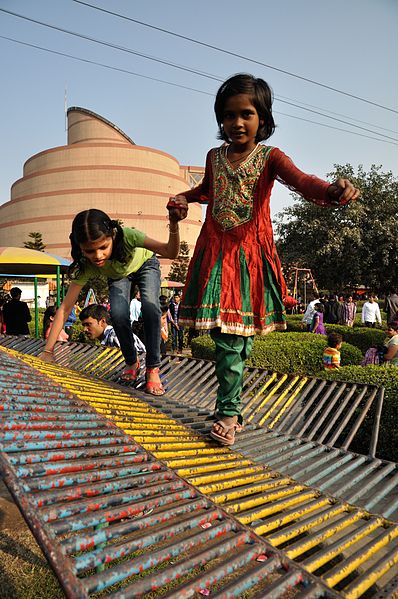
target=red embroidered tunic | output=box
[179,145,344,336]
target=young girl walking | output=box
[40,208,183,395]
[171,73,360,445]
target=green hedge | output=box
[321,365,398,461]
[285,317,386,354]
[191,332,362,376]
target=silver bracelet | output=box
[43,349,54,354]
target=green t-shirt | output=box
[71,227,153,286]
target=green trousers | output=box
[210,329,254,422]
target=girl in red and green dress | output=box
[169,74,360,446]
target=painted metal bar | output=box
[282,379,331,433]
[0,452,87,599]
[301,517,384,573]
[261,500,347,543]
[273,377,318,430]
[113,537,274,599]
[303,383,351,441]
[369,387,384,458]
[60,497,210,554]
[325,386,369,446]
[269,376,308,428]
[323,524,398,591]
[83,522,240,594]
[345,462,397,504]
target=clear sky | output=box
[1,0,397,218]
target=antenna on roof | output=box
[64,84,67,135]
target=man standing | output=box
[384,290,398,324]
[302,294,321,331]
[3,287,31,335]
[362,295,382,328]
[169,293,184,353]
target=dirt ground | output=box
[0,481,63,598]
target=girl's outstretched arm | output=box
[271,148,360,206]
[143,213,182,259]
[40,282,82,362]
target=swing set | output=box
[291,268,318,312]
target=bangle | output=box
[43,349,54,354]
[168,224,179,235]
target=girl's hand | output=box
[167,195,188,222]
[39,350,56,363]
[327,179,360,204]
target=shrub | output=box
[191,333,362,376]
[284,316,386,354]
[321,365,398,461]
[324,325,385,353]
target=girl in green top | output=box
[40,207,185,394]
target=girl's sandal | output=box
[210,420,240,446]
[120,360,140,382]
[145,367,165,396]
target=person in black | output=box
[3,287,31,335]
[324,294,343,324]
[169,293,184,353]
[384,290,398,324]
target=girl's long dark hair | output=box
[42,306,56,339]
[68,209,125,279]
[214,73,276,142]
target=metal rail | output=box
[2,347,398,597]
[0,348,333,598]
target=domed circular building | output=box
[0,107,204,276]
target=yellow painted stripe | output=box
[241,373,277,416]
[208,478,293,504]
[226,484,306,514]
[246,374,288,422]
[267,377,308,428]
[186,466,268,486]
[254,497,332,536]
[344,544,398,598]
[238,490,320,525]
[197,472,274,493]
[259,376,300,426]
[286,511,366,559]
[323,524,398,588]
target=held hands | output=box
[167,195,188,222]
[327,178,360,205]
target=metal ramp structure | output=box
[0,336,384,455]
[1,344,398,597]
[1,337,396,521]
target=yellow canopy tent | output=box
[0,247,70,337]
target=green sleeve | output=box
[70,262,95,287]
[122,227,147,253]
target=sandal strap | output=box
[146,366,160,374]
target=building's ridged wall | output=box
[0,107,203,276]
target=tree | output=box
[168,241,190,283]
[24,231,46,252]
[274,164,398,293]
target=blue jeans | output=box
[171,325,184,351]
[108,255,161,368]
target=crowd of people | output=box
[300,291,398,332]
[299,290,398,370]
